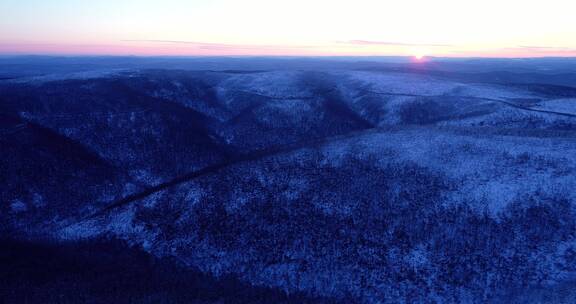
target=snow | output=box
[315,127,576,214]
[532,98,576,115]
[5,69,133,84]
[217,71,312,100]
[10,200,27,213]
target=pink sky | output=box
[1,0,575,57]
[2,41,576,58]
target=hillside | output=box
[2,58,576,303]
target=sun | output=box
[413,51,426,60]
[411,48,427,61]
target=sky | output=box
[1,0,575,57]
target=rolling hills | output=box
[2,58,576,303]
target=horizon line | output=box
[1,54,576,59]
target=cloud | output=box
[123,39,455,51]
[517,45,574,50]
[123,40,226,46]
[498,45,576,54]
[121,40,319,50]
[340,40,453,47]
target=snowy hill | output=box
[2,58,576,303]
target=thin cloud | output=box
[517,45,574,50]
[340,40,453,47]
[500,46,576,54]
[121,39,320,50]
[122,39,225,46]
